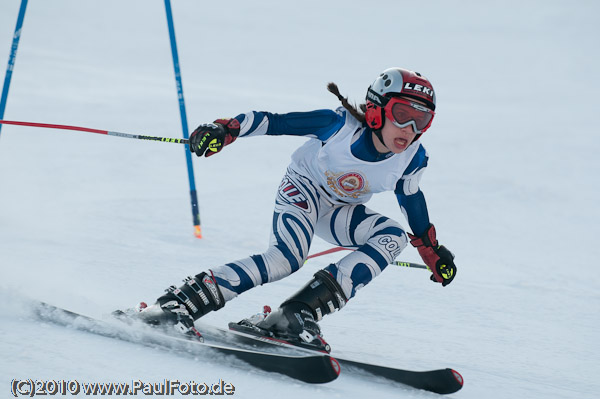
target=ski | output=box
[336,358,463,395]
[31,301,463,393]
[226,320,463,394]
[32,302,340,384]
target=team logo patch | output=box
[278,178,310,210]
[325,171,370,199]
[337,172,364,193]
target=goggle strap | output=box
[366,88,389,107]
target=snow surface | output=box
[1,0,599,398]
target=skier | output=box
[133,67,457,349]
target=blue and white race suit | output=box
[210,108,432,303]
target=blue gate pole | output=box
[164,0,202,238]
[0,0,28,139]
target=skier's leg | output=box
[135,271,225,335]
[255,268,347,348]
[255,205,400,346]
[255,205,406,345]
[315,204,407,299]
[210,172,321,299]
[138,172,321,331]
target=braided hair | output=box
[326,83,367,124]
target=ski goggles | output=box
[383,97,435,133]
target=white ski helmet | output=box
[365,68,436,132]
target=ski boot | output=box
[231,269,348,353]
[115,272,225,340]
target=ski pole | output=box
[306,246,429,270]
[305,246,353,260]
[390,260,430,270]
[0,120,189,144]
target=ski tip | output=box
[194,225,203,239]
[450,368,464,387]
[330,357,341,377]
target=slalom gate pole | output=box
[0,120,189,143]
[306,246,429,270]
[164,0,202,238]
[0,0,28,139]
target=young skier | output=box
[133,67,457,349]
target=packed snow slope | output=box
[1,1,598,398]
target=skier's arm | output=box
[394,145,430,236]
[395,146,457,286]
[189,110,344,157]
[235,109,344,141]
[397,190,430,237]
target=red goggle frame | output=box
[383,97,435,134]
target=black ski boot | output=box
[121,272,225,339]
[232,269,348,352]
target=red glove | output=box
[189,118,240,157]
[408,224,456,287]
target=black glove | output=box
[408,224,457,287]
[189,118,240,157]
